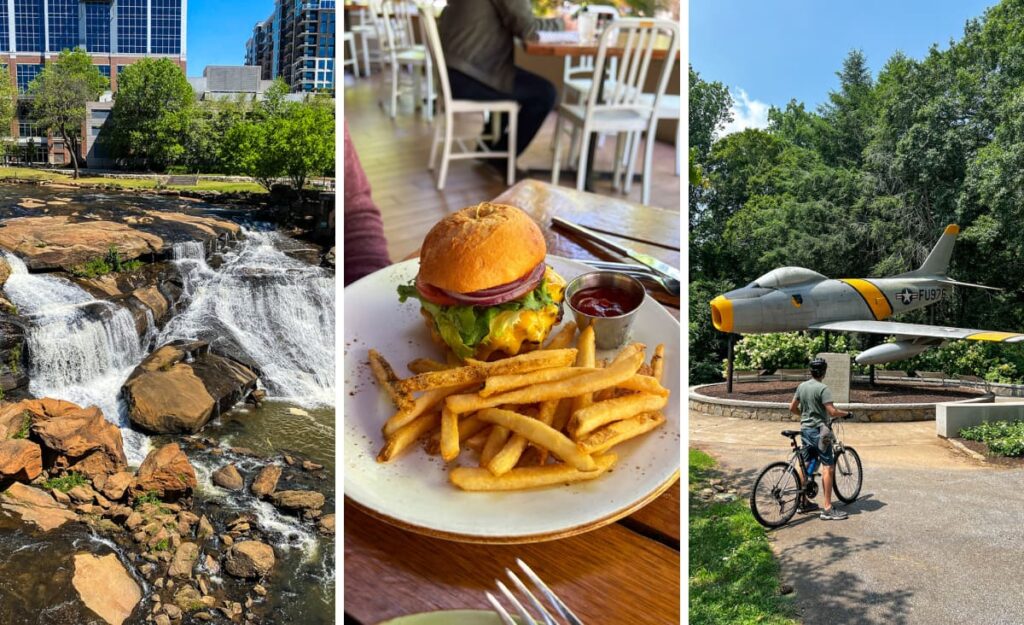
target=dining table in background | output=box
[345,180,681,625]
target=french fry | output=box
[651,344,665,382]
[477,408,597,471]
[407,358,452,374]
[613,343,645,363]
[464,428,491,453]
[577,412,666,455]
[377,411,441,463]
[399,365,485,393]
[446,349,644,415]
[368,350,414,411]
[489,400,558,476]
[383,382,476,436]
[480,425,511,466]
[618,374,670,396]
[425,412,488,455]
[572,326,597,415]
[450,454,617,491]
[573,393,669,439]
[440,406,460,462]
[517,446,545,467]
[480,366,589,397]
[545,322,577,349]
[401,349,578,393]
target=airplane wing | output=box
[809,320,1024,343]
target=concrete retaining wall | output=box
[933,399,1024,438]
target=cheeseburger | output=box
[398,203,566,360]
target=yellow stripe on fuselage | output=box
[967,331,1023,342]
[841,279,893,321]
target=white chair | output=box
[559,4,620,161]
[342,31,361,78]
[349,4,379,77]
[420,6,519,189]
[378,1,433,119]
[551,18,680,205]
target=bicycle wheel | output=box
[832,446,863,503]
[750,461,801,528]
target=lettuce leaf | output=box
[397,279,558,359]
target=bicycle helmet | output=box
[810,358,828,378]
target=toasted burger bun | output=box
[418,202,547,294]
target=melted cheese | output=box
[479,267,566,357]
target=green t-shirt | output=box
[794,378,833,429]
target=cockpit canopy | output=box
[748,267,826,289]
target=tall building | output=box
[3,0,188,164]
[245,0,334,94]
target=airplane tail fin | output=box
[907,224,959,277]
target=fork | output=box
[580,259,681,297]
[485,559,585,625]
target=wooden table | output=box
[345,181,680,624]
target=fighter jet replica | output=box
[709,225,1019,365]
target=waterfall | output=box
[162,230,335,406]
[2,252,150,464]
[172,241,213,300]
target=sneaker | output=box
[820,507,848,521]
[797,500,820,514]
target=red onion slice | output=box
[440,262,546,306]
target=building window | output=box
[85,1,110,53]
[95,64,110,78]
[14,0,43,52]
[151,0,181,54]
[117,64,129,76]
[117,0,147,54]
[48,0,79,52]
[18,118,40,138]
[16,64,42,93]
[0,2,9,53]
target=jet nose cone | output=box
[710,295,733,333]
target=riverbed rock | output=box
[72,553,142,625]
[224,540,275,579]
[0,215,164,271]
[270,490,325,514]
[0,439,42,481]
[250,465,281,498]
[318,513,335,535]
[173,584,205,612]
[134,443,197,499]
[0,482,77,530]
[10,398,127,481]
[168,542,199,579]
[197,514,214,539]
[211,463,243,491]
[100,471,134,501]
[123,341,259,434]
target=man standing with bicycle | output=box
[789,358,851,521]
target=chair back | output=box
[563,5,619,85]
[418,4,452,117]
[585,18,679,117]
[377,1,402,64]
[388,0,418,50]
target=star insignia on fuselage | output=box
[897,288,917,306]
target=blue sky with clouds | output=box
[186,1,275,77]
[690,0,996,134]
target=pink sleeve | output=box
[343,122,392,285]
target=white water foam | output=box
[2,252,150,464]
[162,230,335,406]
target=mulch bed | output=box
[699,380,986,404]
[953,438,1024,467]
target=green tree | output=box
[277,96,335,191]
[107,58,195,171]
[27,49,108,178]
[223,116,284,192]
[0,65,17,161]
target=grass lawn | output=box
[0,166,267,194]
[689,448,799,625]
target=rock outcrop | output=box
[0,482,77,530]
[224,541,275,579]
[71,553,142,625]
[134,443,197,499]
[123,341,258,434]
[0,215,163,271]
[0,439,41,481]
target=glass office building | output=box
[245,0,335,93]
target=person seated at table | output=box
[439,0,575,169]
[344,122,391,286]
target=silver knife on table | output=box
[551,217,681,282]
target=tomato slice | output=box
[415,275,458,306]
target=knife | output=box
[552,217,681,282]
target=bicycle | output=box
[750,414,863,528]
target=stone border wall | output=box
[690,380,992,423]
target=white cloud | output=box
[719,88,770,137]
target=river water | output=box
[0,186,336,624]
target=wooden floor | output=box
[343,72,681,261]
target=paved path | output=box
[691,413,1024,625]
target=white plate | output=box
[343,256,680,543]
[377,610,522,625]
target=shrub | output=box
[42,472,88,492]
[11,412,30,439]
[960,420,1024,457]
[731,332,856,373]
[134,490,162,507]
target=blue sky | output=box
[185,1,274,77]
[691,0,996,133]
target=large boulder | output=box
[168,542,199,579]
[0,482,77,531]
[270,490,325,514]
[9,399,127,481]
[123,341,258,434]
[134,443,197,499]
[0,439,42,481]
[250,465,282,498]
[0,215,163,271]
[211,464,243,491]
[224,540,275,579]
[72,553,142,625]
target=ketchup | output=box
[571,286,642,317]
